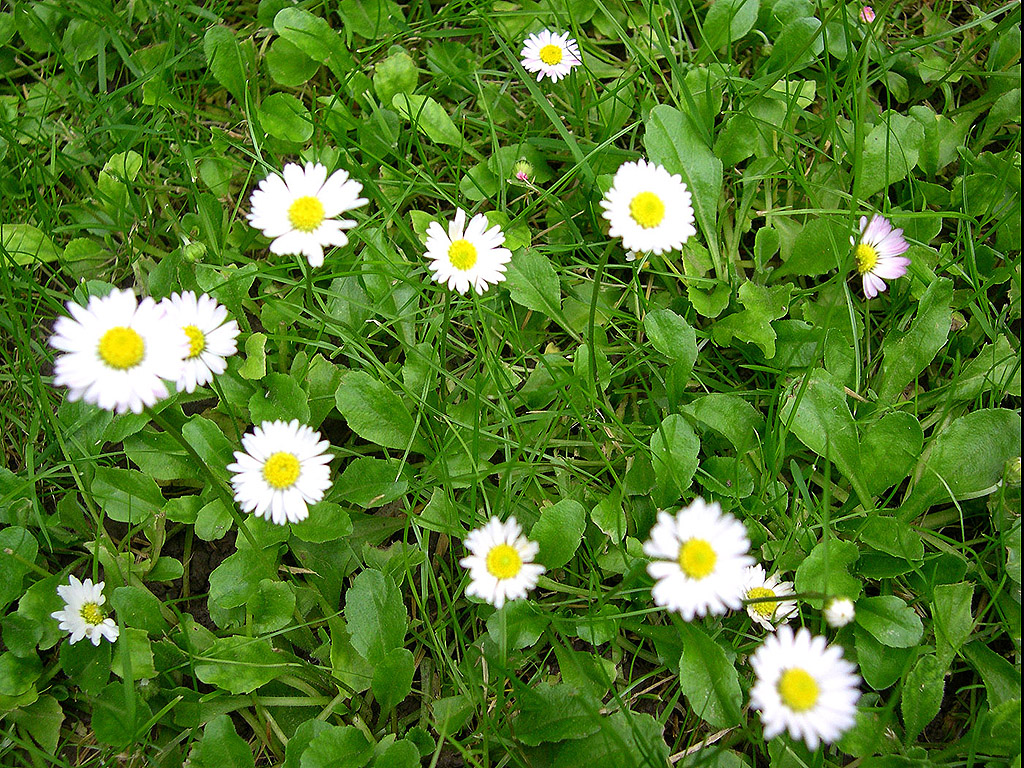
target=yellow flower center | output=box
[486,544,523,579]
[288,196,325,233]
[678,539,717,579]
[747,586,778,617]
[629,191,666,229]
[98,326,145,370]
[262,452,301,489]
[855,243,878,275]
[184,325,206,358]
[80,602,104,625]
[778,668,820,712]
[448,238,478,271]
[539,44,563,66]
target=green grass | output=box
[0,0,1021,766]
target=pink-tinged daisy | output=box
[852,214,910,298]
[860,6,876,23]
[520,30,582,83]
[247,161,368,268]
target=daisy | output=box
[159,291,240,393]
[424,209,513,295]
[642,498,754,621]
[824,597,856,628]
[50,288,188,414]
[50,575,119,646]
[460,516,545,609]
[860,6,875,23]
[520,29,581,83]
[750,625,861,750]
[851,214,910,299]
[744,565,798,631]
[600,159,696,256]
[227,419,333,525]
[247,161,368,268]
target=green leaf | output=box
[0,652,41,697]
[902,654,944,741]
[854,624,912,691]
[284,720,332,768]
[195,636,289,694]
[111,628,156,680]
[0,223,61,265]
[683,393,762,453]
[860,112,926,197]
[336,457,409,508]
[249,372,311,424]
[182,415,236,483]
[266,37,319,87]
[766,17,822,74]
[859,515,924,562]
[932,581,974,668]
[335,371,427,453]
[238,332,267,380]
[486,600,549,650]
[543,711,669,767]
[901,409,1021,520]
[860,412,925,496]
[877,278,953,403]
[392,94,462,146]
[644,308,697,378]
[373,48,417,106]
[59,638,110,696]
[856,595,924,648]
[7,694,63,754]
[644,105,723,254]
[711,282,792,358]
[702,0,759,49]
[371,647,415,714]
[111,586,167,636]
[191,714,255,768]
[195,499,233,542]
[301,725,373,768]
[247,579,295,635]
[650,414,700,503]
[591,492,627,542]
[203,25,251,104]
[337,0,405,40]
[505,248,563,319]
[291,502,353,543]
[273,7,342,64]
[951,335,1022,401]
[344,569,407,665]
[0,526,37,611]
[780,369,869,506]
[305,354,343,427]
[374,739,421,768]
[90,467,165,524]
[514,683,601,746]
[91,681,152,749]
[777,217,847,277]
[259,92,312,142]
[795,538,861,607]
[208,549,275,611]
[415,489,466,536]
[531,499,586,569]
[677,623,742,727]
[962,641,1021,708]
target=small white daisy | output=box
[643,498,754,621]
[600,159,696,256]
[159,291,240,393]
[50,575,119,646]
[520,29,582,83]
[750,625,861,750]
[824,597,856,628]
[227,419,333,525]
[744,565,798,631]
[851,214,910,298]
[460,516,546,609]
[50,288,188,414]
[247,161,368,268]
[424,209,513,295]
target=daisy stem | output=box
[144,406,263,555]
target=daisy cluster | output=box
[41,25,900,756]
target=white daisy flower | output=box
[750,625,861,750]
[824,597,856,628]
[851,214,910,299]
[159,291,240,393]
[49,288,188,414]
[247,161,368,268]
[50,575,119,646]
[744,565,798,631]
[600,159,696,256]
[643,498,754,621]
[520,29,582,82]
[424,209,513,295]
[460,516,546,609]
[227,419,333,525]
